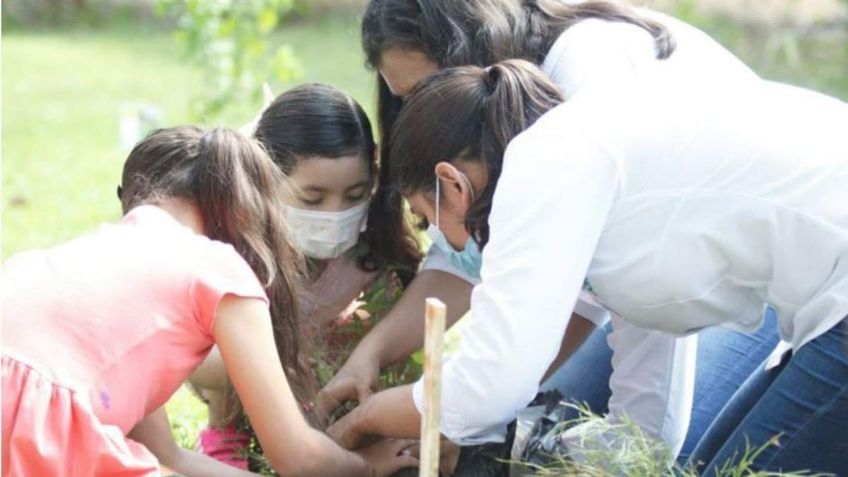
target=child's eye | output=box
[346,193,367,203]
[300,197,322,207]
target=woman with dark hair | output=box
[328,57,848,475]
[1,127,418,476]
[183,84,424,469]
[321,0,779,467]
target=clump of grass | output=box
[514,406,829,477]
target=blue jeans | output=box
[687,317,848,476]
[539,319,614,421]
[541,310,780,461]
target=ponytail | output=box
[390,60,562,247]
[121,127,315,424]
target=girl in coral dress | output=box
[1,126,416,477]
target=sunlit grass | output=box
[516,406,829,477]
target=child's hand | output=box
[317,352,380,419]
[327,403,368,449]
[356,439,419,477]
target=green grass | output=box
[521,407,826,476]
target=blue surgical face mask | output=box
[427,176,483,281]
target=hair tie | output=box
[482,65,498,93]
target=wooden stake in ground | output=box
[420,298,446,477]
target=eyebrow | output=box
[346,181,370,192]
[301,181,370,194]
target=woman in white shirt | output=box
[327,52,848,477]
[321,0,781,470]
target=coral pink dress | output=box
[1,206,268,477]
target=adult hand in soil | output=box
[356,439,419,477]
[316,351,380,419]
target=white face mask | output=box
[284,200,370,260]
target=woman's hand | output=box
[316,351,381,418]
[356,439,419,477]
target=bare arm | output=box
[542,314,596,382]
[317,270,472,414]
[128,408,257,477]
[360,269,473,367]
[188,345,227,391]
[214,295,416,477]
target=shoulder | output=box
[125,206,267,306]
[504,104,616,170]
[542,18,658,95]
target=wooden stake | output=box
[420,298,446,477]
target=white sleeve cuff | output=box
[412,373,509,446]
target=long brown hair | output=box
[120,126,313,422]
[390,60,563,247]
[254,84,423,285]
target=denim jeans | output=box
[539,319,614,421]
[687,317,848,476]
[541,309,780,461]
[678,310,780,464]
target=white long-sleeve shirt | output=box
[414,15,848,450]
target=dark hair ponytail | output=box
[255,84,423,285]
[390,60,563,246]
[121,126,313,422]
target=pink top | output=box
[1,206,267,476]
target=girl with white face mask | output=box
[185,84,423,470]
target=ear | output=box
[373,145,381,173]
[370,145,381,196]
[434,162,474,210]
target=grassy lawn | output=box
[3,5,847,469]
